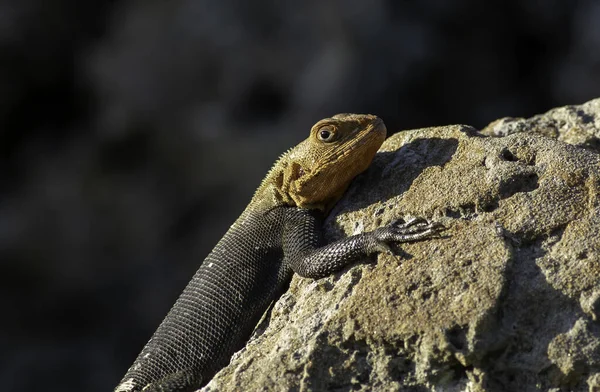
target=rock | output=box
[203,99,600,392]
[481,98,600,153]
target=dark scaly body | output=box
[117,208,290,391]
[116,114,439,391]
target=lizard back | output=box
[116,207,291,391]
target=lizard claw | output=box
[367,217,445,262]
[390,217,428,231]
[375,217,445,243]
[394,216,426,226]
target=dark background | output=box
[1,1,598,391]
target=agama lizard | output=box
[115,114,440,392]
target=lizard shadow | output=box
[331,136,459,215]
[323,136,458,266]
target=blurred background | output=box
[0,0,598,390]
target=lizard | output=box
[115,113,441,392]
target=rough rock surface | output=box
[481,98,600,153]
[202,99,600,392]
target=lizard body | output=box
[115,114,440,392]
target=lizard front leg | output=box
[283,208,442,279]
[367,217,444,256]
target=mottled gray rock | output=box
[203,99,600,392]
[481,98,600,153]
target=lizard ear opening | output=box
[287,162,307,188]
[279,162,306,197]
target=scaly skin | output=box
[115,114,441,392]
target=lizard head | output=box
[273,113,386,211]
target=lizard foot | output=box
[369,217,445,256]
[388,217,444,238]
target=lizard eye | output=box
[317,126,337,142]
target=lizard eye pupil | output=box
[317,126,336,142]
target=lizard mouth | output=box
[370,117,386,139]
[372,116,384,129]
[332,117,386,160]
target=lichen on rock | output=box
[203,98,600,392]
